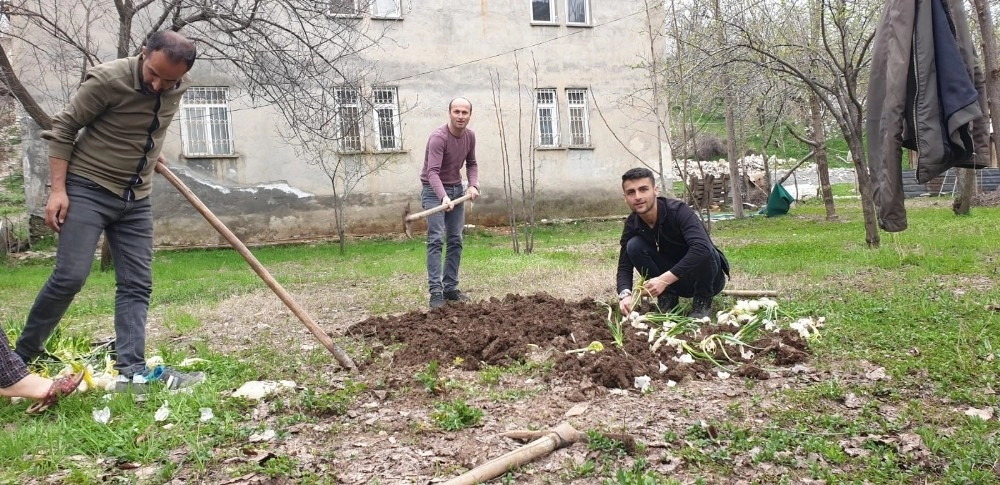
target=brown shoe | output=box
[26,372,85,415]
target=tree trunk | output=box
[0,43,52,130]
[849,137,880,248]
[643,0,669,191]
[724,100,743,216]
[715,0,743,218]
[971,0,999,167]
[810,92,837,220]
[807,1,836,221]
[952,168,975,214]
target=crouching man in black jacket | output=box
[616,167,729,319]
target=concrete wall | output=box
[16,1,665,245]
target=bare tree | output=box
[487,50,540,255]
[713,0,744,218]
[970,0,999,166]
[1,0,388,259]
[1,0,385,140]
[278,83,401,254]
[728,0,882,247]
[519,56,542,255]
[953,0,993,214]
[489,68,520,253]
[622,0,719,202]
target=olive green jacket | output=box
[41,55,190,200]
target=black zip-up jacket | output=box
[616,197,727,294]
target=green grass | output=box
[2,196,1000,482]
[0,170,26,215]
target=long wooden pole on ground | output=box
[722,289,778,297]
[155,162,358,373]
[442,423,581,485]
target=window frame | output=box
[370,0,402,19]
[565,88,591,147]
[179,86,235,157]
[530,0,557,24]
[326,0,362,17]
[371,86,402,151]
[534,88,560,148]
[565,0,591,26]
[334,86,364,153]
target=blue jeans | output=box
[422,184,465,294]
[16,173,153,377]
[625,236,726,298]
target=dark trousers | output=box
[625,236,726,298]
[15,174,153,377]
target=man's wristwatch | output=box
[618,289,632,301]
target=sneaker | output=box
[149,365,206,390]
[443,290,470,302]
[115,374,150,395]
[429,292,446,309]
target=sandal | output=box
[26,372,85,415]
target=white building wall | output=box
[14,1,666,244]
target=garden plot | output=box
[349,292,822,393]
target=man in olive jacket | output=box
[15,31,203,392]
[615,167,728,319]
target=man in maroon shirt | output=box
[419,98,480,309]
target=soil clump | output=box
[349,292,812,389]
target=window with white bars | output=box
[372,87,401,150]
[180,87,234,156]
[371,0,401,18]
[531,0,555,22]
[566,88,591,146]
[335,87,363,152]
[535,89,559,147]
[566,0,590,25]
[327,0,360,16]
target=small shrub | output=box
[431,399,483,431]
[300,380,367,416]
[586,429,629,458]
[478,365,503,386]
[415,361,444,394]
[606,458,669,485]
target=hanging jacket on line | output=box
[865,0,989,232]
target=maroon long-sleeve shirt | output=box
[420,124,479,200]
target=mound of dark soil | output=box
[973,188,1000,207]
[347,292,812,389]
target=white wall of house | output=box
[15,1,667,245]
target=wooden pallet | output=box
[686,174,731,206]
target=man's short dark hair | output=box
[622,167,656,185]
[146,30,197,69]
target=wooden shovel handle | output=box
[404,193,474,222]
[155,162,357,373]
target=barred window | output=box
[327,0,360,15]
[335,87,363,152]
[180,87,234,156]
[372,87,401,150]
[535,89,559,147]
[566,88,591,146]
